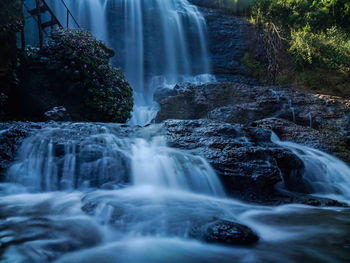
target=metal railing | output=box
[59,0,80,28]
[22,0,81,48]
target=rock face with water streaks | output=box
[155,82,350,164]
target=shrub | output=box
[0,0,23,117]
[22,28,133,122]
[290,26,350,73]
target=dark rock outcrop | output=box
[155,82,350,164]
[195,6,259,83]
[190,218,259,246]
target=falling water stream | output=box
[44,0,215,125]
[4,0,350,262]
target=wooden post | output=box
[36,0,43,48]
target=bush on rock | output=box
[20,28,133,123]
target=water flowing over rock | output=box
[155,82,350,163]
[47,0,214,125]
[3,122,224,196]
[3,1,350,262]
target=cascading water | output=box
[45,0,214,125]
[6,1,350,262]
[6,123,224,196]
[2,123,350,262]
[272,133,350,203]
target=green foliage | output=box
[290,25,350,73]
[0,0,24,34]
[250,0,350,31]
[242,52,264,78]
[241,0,350,90]
[22,28,133,122]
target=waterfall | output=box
[272,133,350,202]
[46,0,214,125]
[6,123,224,196]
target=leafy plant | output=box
[22,28,133,122]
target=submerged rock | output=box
[44,106,71,121]
[190,218,259,246]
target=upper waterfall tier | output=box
[47,0,213,125]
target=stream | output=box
[5,0,350,262]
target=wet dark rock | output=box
[254,117,350,165]
[190,218,259,246]
[164,119,307,200]
[271,189,349,207]
[0,122,139,186]
[0,122,38,179]
[196,6,258,84]
[44,106,71,121]
[156,82,350,128]
[156,81,350,164]
[163,119,349,207]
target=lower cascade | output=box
[6,123,224,196]
[1,122,350,262]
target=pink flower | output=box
[84,64,87,68]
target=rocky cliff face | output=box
[153,81,350,206]
[198,6,259,84]
[155,82,350,163]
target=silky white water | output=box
[1,123,350,262]
[272,132,350,203]
[6,123,224,196]
[44,0,215,125]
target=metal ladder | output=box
[22,0,81,48]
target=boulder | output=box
[44,106,71,121]
[190,218,259,246]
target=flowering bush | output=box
[22,28,133,122]
[44,28,133,122]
